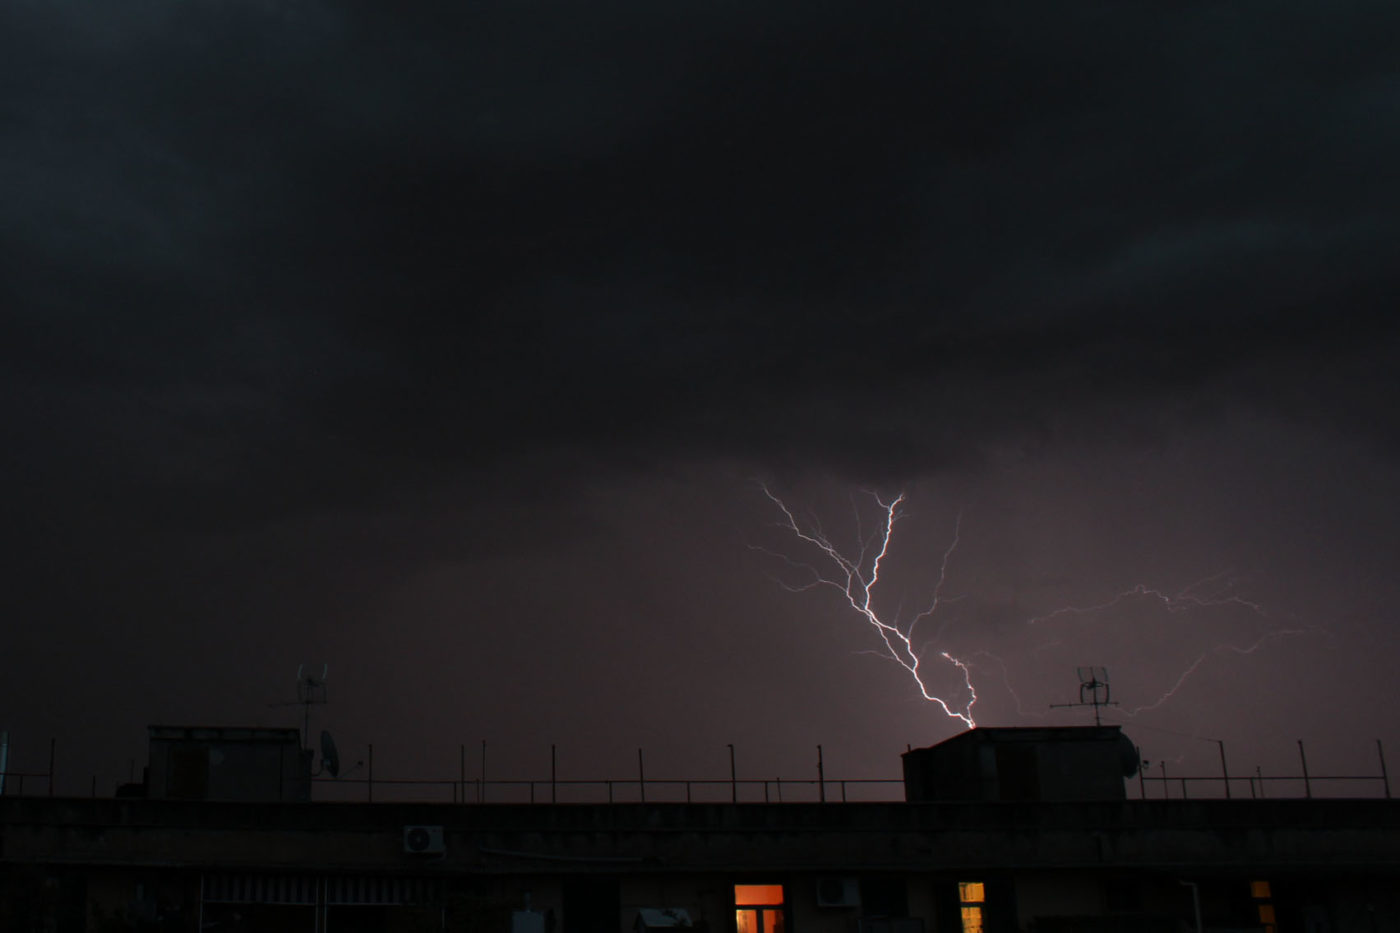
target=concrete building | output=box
[2,726,1398,933]
[144,726,312,802]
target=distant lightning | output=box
[1024,573,1312,716]
[754,486,1311,727]
[755,485,978,728]
[1119,627,1308,715]
[1026,573,1268,627]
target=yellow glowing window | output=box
[734,885,785,907]
[958,882,985,933]
[1251,881,1272,900]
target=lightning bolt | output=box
[754,485,978,728]
[1025,573,1314,716]
[754,486,1312,727]
[1026,572,1268,626]
[1118,627,1309,716]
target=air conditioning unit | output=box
[403,825,445,855]
[816,878,860,908]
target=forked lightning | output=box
[756,485,978,728]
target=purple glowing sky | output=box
[2,0,1398,797]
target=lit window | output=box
[958,882,984,933]
[735,886,785,907]
[735,884,784,933]
[1250,880,1275,933]
[957,883,984,904]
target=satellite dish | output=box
[1117,733,1141,777]
[320,730,341,779]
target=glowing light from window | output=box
[734,885,784,907]
[958,881,985,933]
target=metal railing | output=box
[311,774,906,804]
[4,736,1394,803]
[0,737,56,797]
[1133,738,1392,800]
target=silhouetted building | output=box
[901,726,1140,803]
[2,725,1397,933]
[145,725,311,802]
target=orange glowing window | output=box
[1251,881,1272,900]
[1258,905,1276,924]
[958,882,985,904]
[735,886,785,907]
[958,881,985,933]
[735,909,785,933]
[735,884,785,933]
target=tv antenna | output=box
[269,663,328,749]
[269,664,353,782]
[1049,666,1118,725]
[294,663,328,748]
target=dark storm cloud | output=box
[4,0,1398,527]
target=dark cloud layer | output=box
[3,1,1398,790]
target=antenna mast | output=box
[1049,666,1118,725]
[294,663,328,750]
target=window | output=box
[1250,880,1275,933]
[957,882,984,933]
[735,885,785,933]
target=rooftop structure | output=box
[1,726,1396,932]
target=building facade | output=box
[2,727,1397,933]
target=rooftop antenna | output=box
[270,664,349,782]
[1049,666,1118,726]
[294,663,328,750]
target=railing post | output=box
[1256,765,1265,799]
[48,738,55,797]
[460,744,466,805]
[551,744,557,804]
[367,744,374,803]
[480,740,487,804]
[638,748,646,804]
[1216,740,1231,799]
[728,744,737,803]
[1137,747,1145,799]
[1379,739,1391,799]
[817,745,826,803]
[1298,740,1311,798]
[1160,761,1169,799]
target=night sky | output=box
[4,1,1399,798]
